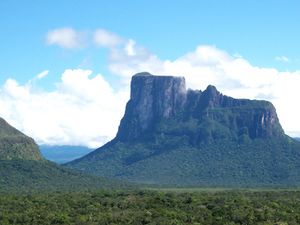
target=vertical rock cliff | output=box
[116,72,284,143]
[116,72,187,141]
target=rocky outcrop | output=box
[116,72,187,141]
[185,86,283,139]
[116,72,283,142]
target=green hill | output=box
[0,118,43,160]
[67,73,300,187]
[0,160,129,193]
[0,117,130,192]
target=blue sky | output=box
[1,0,300,85]
[0,0,300,147]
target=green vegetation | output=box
[155,103,284,145]
[68,134,300,187]
[0,118,43,161]
[0,160,131,193]
[1,189,300,224]
[0,117,132,192]
[0,135,43,160]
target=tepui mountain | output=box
[68,72,300,187]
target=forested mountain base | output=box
[69,138,300,187]
[0,190,299,225]
[0,160,130,193]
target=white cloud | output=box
[275,55,290,63]
[46,28,85,49]
[105,38,300,137]
[36,70,49,79]
[0,69,129,148]
[93,29,123,48]
[46,28,124,49]
[2,28,300,149]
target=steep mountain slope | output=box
[0,118,43,160]
[0,118,129,192]
[68,72,300,187]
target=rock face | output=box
[68,72,300,187]
[0,117,43,160]
[117,72,187,141]
[185,86,283,140]
[116,72,283,143]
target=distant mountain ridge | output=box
[40,145,93,164]
[68,72,300,187]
